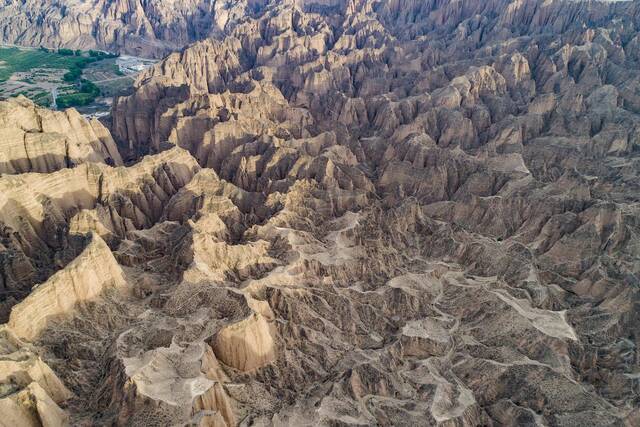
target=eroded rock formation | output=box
[0,0,267,57]
[0,97,122,174]
[0,327,72,427]
[7,232,127,341]
[1,0,639,426]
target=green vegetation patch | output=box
[0,47,99,82]
[31,91,52,107]
[56,92,96,108]
[56,79,101,108]
[0,46,125,112]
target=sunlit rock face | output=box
[1,0,640,426]
[0,97,122,174]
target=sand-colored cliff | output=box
[0,97,122,175]
[8,233,127,341]
[0,328,72,427]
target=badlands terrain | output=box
[0,0,252,58]
[1,0,640,426]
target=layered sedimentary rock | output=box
[0,97,122,174]
[1,0,640,426]
[7,232,127,341]
[213,313,275,372]
[0,0,263,57]
[0,328,72,427]
[0,144,199,321]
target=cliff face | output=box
[0,0,260,57]
[0,97,122,174]
[0,328,73,427]
[1,0,640,426]
[0,143,199,322]
[7,232,127,341]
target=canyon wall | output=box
[0,0,639,426]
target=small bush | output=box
[56,92,96,108]
[89,50,119,59]
[56,78,101,109]
[63,66,82,82]
[80,79,101,97]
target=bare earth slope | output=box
[1,0,640,426]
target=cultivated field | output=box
[0,46,155,115]
[0,47,89,81]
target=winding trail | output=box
[50,87,57,110]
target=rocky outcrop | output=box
[0,327,72,427]
[115,342,232,426]
[0,0,265,57]
[0,146,199,321]
[7,233,127,341]
[0,382,69,427]
[0,97,122,175]
[213,313,275,372]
